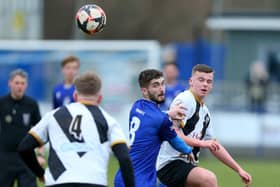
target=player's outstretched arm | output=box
[17,134,45,182]
[112,143,135,187]
[175,128,220,151]
[168,136,193,154]
[210,142,252,186]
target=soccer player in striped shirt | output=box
[157,64,252,187]
[18,71,135,187]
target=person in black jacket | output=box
[0,69,43,187]
[246,61,269,113]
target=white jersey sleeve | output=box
[170,90,197,124]
[28,110,55,145]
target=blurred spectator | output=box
[267,51,280,83]
[245,61,269,113]
[52,55,80,109]
[160,62,185,111]
[0,69,44,187]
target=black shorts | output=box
[157,160,196,187]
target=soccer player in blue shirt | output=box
[114,69,193,187]
[52,56,80,109]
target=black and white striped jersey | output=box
[29,102,127,186]
[157,90,214,170]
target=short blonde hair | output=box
[74,71,101,96]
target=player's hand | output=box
[38,176,45,183]
[179,152,197,165]
[37,146,46,166]
[201,139,220,152]
[168,104,186,120]
[238,169,252,187]
[37,155,46,167]
[187,152,195,163]
[173,125,182,134]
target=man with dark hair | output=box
[114,69,193,187]
[0,69,42,187]
[18,71,135,187]
[53,55,80,109]
[157,64,252,187]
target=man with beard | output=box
[114,69,193,187]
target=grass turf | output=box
[108,157,279,187]
[17,157,279,187]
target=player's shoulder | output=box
[40,108,57,122]
[93,105,118,126]
[133,99,157,109]
[174,90,195,104]
[132,99,160,116]
[98,106,113,119]
[171,90,197,116]
[53,83,64,91]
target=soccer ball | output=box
[76,4,106,35]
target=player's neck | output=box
[77,95,100,106]
[10,93,24,100]
[189,89,204,104]
[142,97,159,106]
[64,79,74,86]
[78,99,98,106]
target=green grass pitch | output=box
[16,157,279,187]
[107,157,279,187]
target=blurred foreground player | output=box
[0,69,42,187]
[114,69,192,187]
[18,71,135,187]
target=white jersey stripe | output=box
[29,102,127,186]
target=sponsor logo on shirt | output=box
[5,115,12,124]
[23,113,30,126]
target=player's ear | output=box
[189,77,193,86]
[97,93,102,104]
[8,80,11,88]
[73,90,78,101]
[141,87,148,97]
